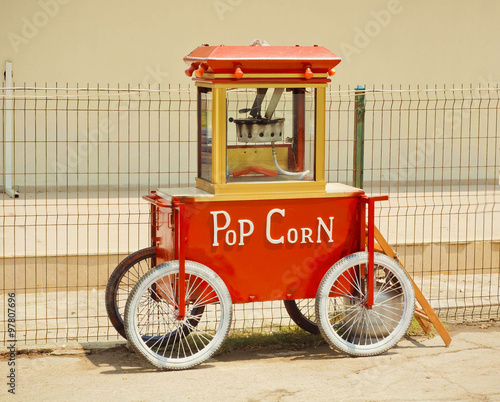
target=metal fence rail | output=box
[1,84,499,346]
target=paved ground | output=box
[2,321,499,401]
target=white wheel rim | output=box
[126,261,231,369]
[317,253,415,355]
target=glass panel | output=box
[226,88,316,183]
[198,88,212,182]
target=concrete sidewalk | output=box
[2,322,499,401]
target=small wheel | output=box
[283,300,319,334]
[125,260,232,370]
[316,252,415,356]
[106,246,156,339]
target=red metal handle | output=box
[363,195,389,203]
[173,200,187,321]
[361,195,389,308]
[142,194,171,208]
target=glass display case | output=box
[225,87,316,183]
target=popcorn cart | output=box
[105,42,449,370]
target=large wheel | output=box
[124,260,232,370]
[283,300,319,334]
[106,246,156,339]
[316,252,415,356]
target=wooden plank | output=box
[372,226,452,347]
[415,308,430,321]
[414,308,432,333]
[415,308,431,334]
[409,276,452,346]
[415,315,432,334]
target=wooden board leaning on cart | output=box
[368,225,452,347]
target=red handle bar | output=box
[142,194,171,208]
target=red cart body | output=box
[151,185,365,303]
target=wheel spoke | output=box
[193,288,219,307]
[365,312,380,344]
[370,307,403,325]
[334,309,361,337]
[376,291,405,306]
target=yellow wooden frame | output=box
[195,84,328,197]
[315,87,326,183]
[211,87,226,185]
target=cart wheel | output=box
[105,246,156,339]
[316,252,415,356]
[125,260,232,370]
[283,300,319,334]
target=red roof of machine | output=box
[184,44,341,81]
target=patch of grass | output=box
[217,326,326,355]
[406,317,441,338]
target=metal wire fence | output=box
[330,84,499,322]
[1,83,499,346]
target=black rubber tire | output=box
[283,300,320,334]
[105,247,157,339]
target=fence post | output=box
[4,61,18,198]
[353,85,365,189]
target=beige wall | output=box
[0,0,498,192]
[1,0,500,87]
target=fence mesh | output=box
[1,84,499,346]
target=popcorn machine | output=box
[105,42,449,371]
